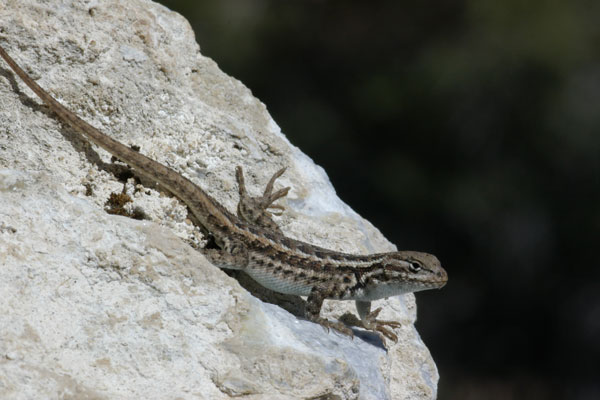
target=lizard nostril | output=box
[438,268,448,282]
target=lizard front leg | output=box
[306,286,354,338]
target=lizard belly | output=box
[245,267,313,296]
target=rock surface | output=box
[0,1,439,399]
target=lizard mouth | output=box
[424,278,447,289]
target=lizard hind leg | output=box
[201,242,249,271]
[235,166,290,232]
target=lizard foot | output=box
[362,307,401,343]
[315,317,354,339]
[339,307,401,345]
[235,166,290,232]
[257,166,290,214]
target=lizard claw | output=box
[339,307,401,347]
[316,318,354,339]
[235,166,290,233]
[363,307,401,343]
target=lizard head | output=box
[390,250,447,287]
[383,251,447,291]
[355,251,447,300]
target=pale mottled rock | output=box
[0,1,439,399]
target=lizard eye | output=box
[408,262,422,272]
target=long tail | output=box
[0,43,237,232]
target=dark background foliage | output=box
[157,1,599,398]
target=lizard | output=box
[0,42,447,345]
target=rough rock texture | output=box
[0,1,439,399]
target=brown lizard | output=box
[0,43,447,345]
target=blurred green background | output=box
[157,1,599,399]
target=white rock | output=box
[0,1,439,399]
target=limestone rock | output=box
[0,1,439,399]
